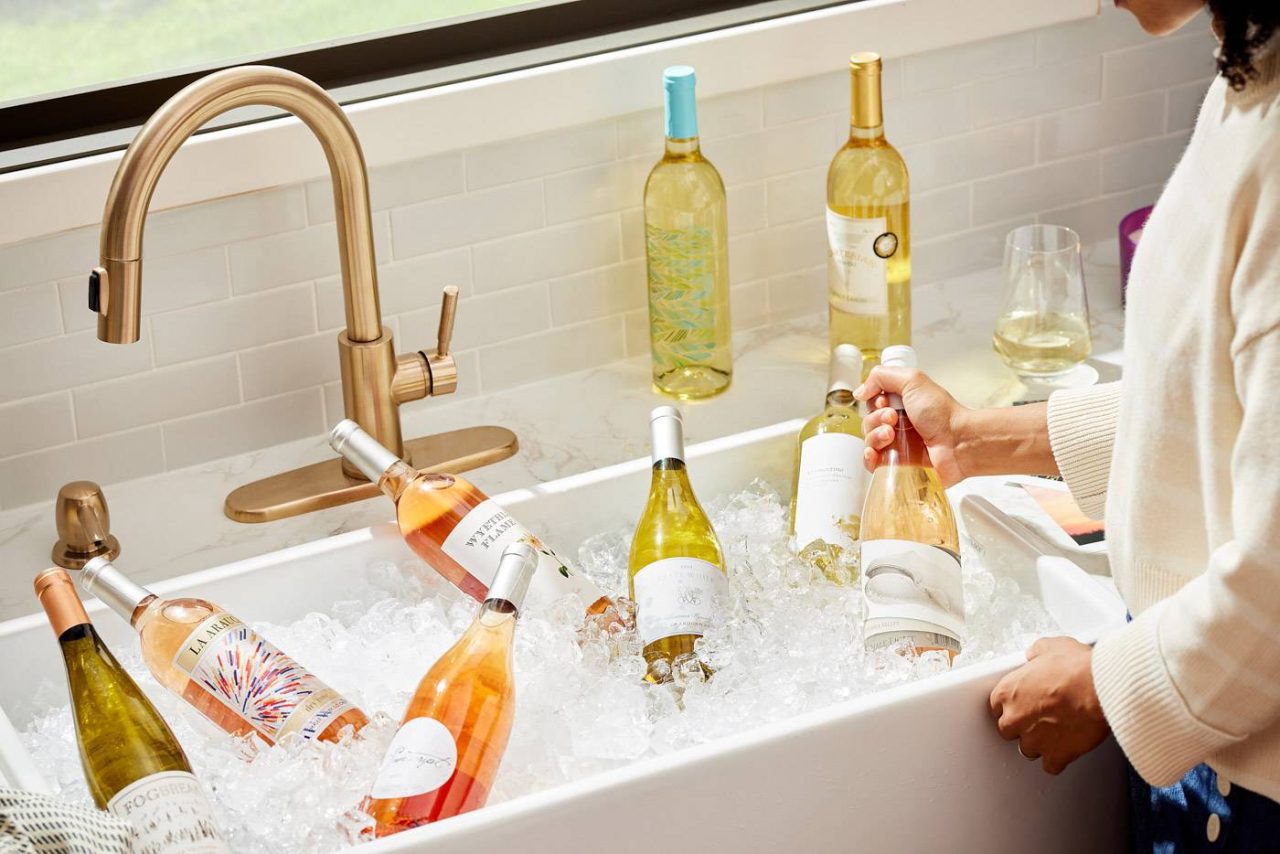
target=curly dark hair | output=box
[1206,2,1279,90]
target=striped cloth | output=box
[0,788,131,854]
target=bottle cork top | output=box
[34,567,90,637]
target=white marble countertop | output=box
[0,250,1125,622]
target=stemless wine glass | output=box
[992,224,1091,378]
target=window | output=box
[0,0,849,169]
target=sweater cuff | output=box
[1046,382,1122,519]
[1092,602,1246,787]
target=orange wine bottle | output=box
[363,542,537,835]
[330,419,611,615]
[79,557,368,744]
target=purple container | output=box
[1119,205,1153,307]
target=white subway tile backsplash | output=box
[543,157,651,225]
[238,333,340,401]
[472,217,620,294]
[316,248,470,331]
[767,167,825,227]
[162,388,324,470]
[0,283,62,347]
[904,32,1036,93]
[1103,37,1217,99]
[306,153,464,223]
[0,329,152,405]
[477,317,625,391]
[549,260,645,326]
[972,155,1100,225]
[0,427,164,510]
[391,180,543,258]
[888,87,972,148]
[728,183,768,235]
[902,121,1037,192]
[970,58,1101,129]
[712,116,839,187]
[151,284,315,366]
[1101,133,1190,193]
[402,283,550,352]
[0,13,1217,499]
[144,187,307,259]
[1038,92,1165,161]
[912,185,971,242]
[1166,80,1209,132]
[1040,184,1161,246]
[1036,10,1150,64]
[768,266,825,321]
[57,246,230,334]
[73,356,240,438]
[467,123,616,190]
[0,393,74,459]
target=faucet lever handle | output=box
[436,285,458,358]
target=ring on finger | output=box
[1017,742,1038,761]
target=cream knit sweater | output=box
[1046,38,1280,799]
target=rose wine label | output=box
[369,717,459,799]
[442,499,602,608]
[793,432,867,549]
[174,613,355,741]
[107,770,228,854]
[861,538,964,652]
[827,211,892,315]
[632,557,728,645]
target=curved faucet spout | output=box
[92,65,381,344]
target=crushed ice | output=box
[21,480,1056,852]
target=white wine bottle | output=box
[827,52,910,363]
[859,346,964,659]
[34,568,228,853]
[628,406,728,681]
[789,344,867,575]
[644,65,733,400]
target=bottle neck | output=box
[883,407,931,469]
[651,415,685,467]
[79,557,155,627]
[848,124,884,142]
[825,389,856,410]
[850,65,883,132]
[35,569,91,639]
[378,460,418,502]
[663,136,701,157]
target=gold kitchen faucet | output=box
[89,65,516,523]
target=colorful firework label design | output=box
[173,613,355,742]
[646,224,722,375]
[442,498,603,609]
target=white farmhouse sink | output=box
[0,420,1130,853]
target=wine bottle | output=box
[363,542,537,836]
[34,568,229,853]
[330,419,611,616]
[77,557,367,744]
[789,344,867,572]
[827,52,910,362]
[858,346,964,659]
[628,406,728,681]
[644,65,733,400]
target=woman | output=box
[856,1,1278,849]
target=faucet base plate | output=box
[223,425,518,523]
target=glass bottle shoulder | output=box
[827,137,909,201]
[645,151,727,214]
[800,403,863,442]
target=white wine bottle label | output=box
[106,770,228,853]
[793,432,868,550]
[633,557,728,645]
[174,613,356,742]
[827,210,893,315]
[369,717,458,799]
[861,539,964,650]
[442,499,604,609]
[646,223,722,376]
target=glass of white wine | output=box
[992,224,1091,379]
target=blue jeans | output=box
[1129,761,1280,852]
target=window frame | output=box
[0,0,843,159]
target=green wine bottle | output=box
[644,65,733,400]
[34,567,228,852]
